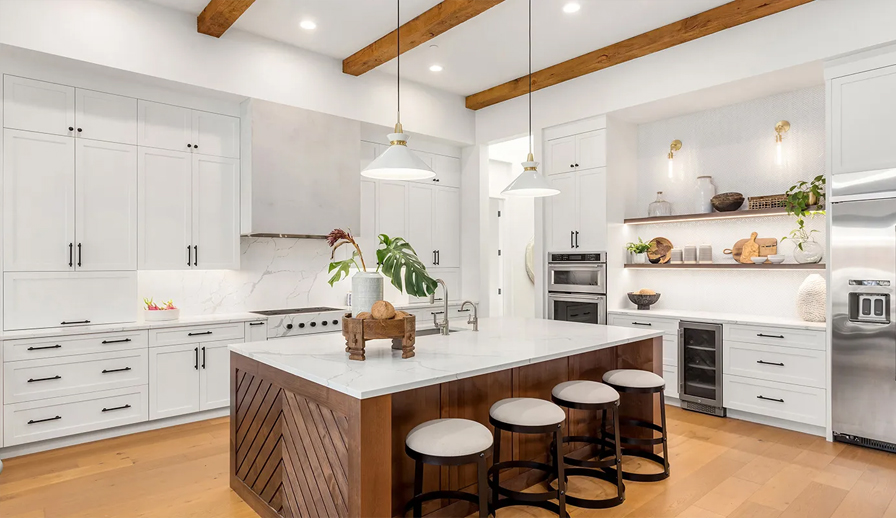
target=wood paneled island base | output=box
[229,335,662,518]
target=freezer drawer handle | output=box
[102,404,132,413]
[756,395,784,403]
[756,360,785,367]
[101,338,132,344]
[28,415,62,425]
[102,367,132,374]
[631,322,652,326]
[61,320,90,325]
[188,331,213,336]
[757,333,785,339]
[27,375,62,383]
[27,344,62,351]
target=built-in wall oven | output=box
[547,252,607,325]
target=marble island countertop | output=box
[230,317,663,399]
[608,308,825,331]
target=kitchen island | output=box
[228,317,663,518]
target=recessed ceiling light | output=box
[429,64,443,72]
[562,2,581,13]
[300,20,317,30]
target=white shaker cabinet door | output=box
[408,184,435,267]
[3,130,75,272]
[546,173,577,252]
[149,343,200,420]
[360,180,377,238]
[377,181,408,238]
[831,65,896,175]
[3,76,75,136]
[75,140,137,271]
[432,155,461,188]
[433,187,461,268]
[546,136,576,176]
[75,89,137,145]
[137,148,193,270]
[192,155,240,270]
[137,100,191,152]
[191,110,239,159]
[575,168,607,251]
[199,341,231,410]
[576,130,607,170]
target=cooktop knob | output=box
[286,324,293,330]
[322,320,328,326]
[310,322,316,327]
[298,323,305,329]
[332,319,339,325]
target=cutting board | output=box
[723,237,778,262]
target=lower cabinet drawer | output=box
[663,365,679,399]
[609,314,678,336]
[725,341,825,388]
[4,330,148,362]
[149,323,245,347]
[723,375,825,427]
[4,385,148,446]
[4,350,148,404]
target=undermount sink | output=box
[416,327,468,336]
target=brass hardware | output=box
[668,139,682,159]
[523,152,538,171]
[775,120,790,142]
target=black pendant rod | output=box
[397,0,401,125]
[528,0,532,155]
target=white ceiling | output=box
[146,0,734,96]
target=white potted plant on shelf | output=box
[626,238,652,265]
[782,175,825,264]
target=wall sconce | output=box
[775,120,790,167]
[668,140,682,179]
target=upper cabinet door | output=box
[547,173,577,252]
[432,155,461,188]
[360,180,377,238]
[192,155,240,270]
[547,136,576,176]
[138,100,191,152]
[191,111,239,158]
[433,187,461,268]
[3,130,75,271]
[377,181,408,239]
[408,184,435,267]
[75,89,138,145]
[575,168,607,251]
[3,76,75,137]
[832,65,896,175]
[137,148,192,270]
[75,140,137,271]
[576,129,606,170]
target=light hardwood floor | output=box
[2,406,896,518]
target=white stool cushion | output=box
[489,398,566,427]
[603,369,665,389]
[552,380,619,405]
[406,418,492,458]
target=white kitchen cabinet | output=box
[191,110,239,159]
[546,168,606,251]
[199,340,231,410]
[3,75,75,136]
[360,180,377,238]
[431,155,461,188]
[137,147,193,270]
[831,64,896,175]
[148,343,200,420]
[137,100,192,153]
[408,184,435,266]
[75,140,137,271]
[547,136,577,175]
[377,181,409,238]
[245,321,267,342]
[3,129,75,271]
[433,187,460,267]
[546,130,606,175]
[74,89,137,145]
[192,155,240,269]
[547,172,577,251]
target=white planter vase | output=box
[797,274,826,322]
[793,240,824,264]
[694,176,716,214]
[632,252,648,264]
[352,271,383,317]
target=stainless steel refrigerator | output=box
[831,170,896,452]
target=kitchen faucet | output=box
[460,301,478,331]
[431,279,450,335]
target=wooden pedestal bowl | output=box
[627,292,661,310]
[342,313,416,361]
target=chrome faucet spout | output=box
[461,301,478,331]
[433,279,449,335]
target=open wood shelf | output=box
[624,263,825,270]
[624,207,791,225]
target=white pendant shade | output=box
[501,157,559,197]
[361,130,435,181]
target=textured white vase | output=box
[796,274,826,322]
[351,272,383,317]
[694,176,716,214]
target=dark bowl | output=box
[712,192,745,212]
[627,292,661,311]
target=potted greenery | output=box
[626,238,652,265]
[782,175,825,264]
[327,229,437,316]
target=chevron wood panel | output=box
[234,369,285,514]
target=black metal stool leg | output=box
[491,426,500,510]
[598,408,608,461]
[413,459,423,518]
[477,453,489,518]
[612,402,625,499]
[554,425,567,517]
[660,390,670,476]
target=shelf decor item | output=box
[748,194,788,210]
[694,176,716,213]
[648,237,673,264]
[697,244,713,264]
[648,191,673,217]
[796,274,826,322]
[711,192,744,212]
[782,175,826,264]
[628,290,661,310]
[670,248,683,264]
[626,238,652,264]
[683,245,697,264]
[723,236,778,262]
[143,298,180,321]
[342,303,417,361]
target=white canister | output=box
[694,176,716,214]
[683,245,698,264]
[351,271,384,316]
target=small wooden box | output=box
[342,313,416,361]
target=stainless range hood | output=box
[240,98,361,239]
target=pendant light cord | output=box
[528,0,532,155]
[396,0,401,125]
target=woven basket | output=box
[748,194,787,210]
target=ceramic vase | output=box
[797,274,826,322]
[351,271,383,317]
[632,252,648,264]
[793,240,824,264]
[694,176,716,214]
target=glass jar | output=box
[793,239,824,264]
[694,176,716,214]
[648,191,672,217]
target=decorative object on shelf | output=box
[525,239,535,283]
[683,245,697,264]
[143,298,179,321]
[774,120,791,168]
[739,232,761,264]
[648,237,673,264]
[501,0,559,198]
[667,140,682,179]
[796,274,826,322]
[626,238,651,264]
[711,192,744,212]
[748,194,787,210]
[648,191,673,217]
[792,239,824,264]
[670,248,683,264]
[751,256,768,264]
[342,306,417,361]
[327,229,437,316]
[628,289,661,311]
[723,235,778,262]
[361,1,435,181]
[697,244,713,264]
[767,254,786,264]
[782,175,826,264]
[693,176,716,214]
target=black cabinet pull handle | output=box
[201,346,206,369]
[569,163,574,168]
[756,360,785,367]
[575,163,579,167]
[187,245,191,266]
[757,333,785,339]
[194,347,199,370]
[187,143,192,148]
[433,251,436,264]
[431,311,445,315]
[188,331,212,336]
[68,127,74,132]
[102,404,131,412]
[631,322,652,326]
[28,415,61,425]
[436,250,440,265]
[249,322,264,326]
[457,308,471,313]
[28,344,62,351]
[102,367,132,374]
[101,338,132,344]
[77,128,82,133]
[575,231,579,248]
[27,375,62,383]
[570,231,574,248]
[77,243,82,267]
[61,320,90,325]
[757,395,784,403]
[69,243,73,268]
[194,145,198,150]
[194,245,198,266]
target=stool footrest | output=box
[605,448,670,482]
[491,498,568,517]
[561,467,626,509]
[404,490,479,513]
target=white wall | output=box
[0,0,474,145]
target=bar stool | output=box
[602,369,670,482]
[550,380,625,508]
[489,398,568,517]
[404,418,492,518]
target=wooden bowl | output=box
[648,237,673,264]
[628,293,661,310]
[712,192,745,212]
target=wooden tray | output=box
[342,313,416,361]
[723,237,778,262]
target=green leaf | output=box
[327,251,358,286]
[376,234,437,297]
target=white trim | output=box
[726,408,826,437]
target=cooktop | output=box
[250,307,343,316]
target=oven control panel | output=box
[549,252,606,263]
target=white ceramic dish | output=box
[767,255,786,264]
[751,256,768,264]
[144,308,180,321]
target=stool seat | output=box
[406,418,492,458]
[603,369,665,389]
[552,380,619,405]
[490,398,566,427]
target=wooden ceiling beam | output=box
[343,0,505,76]
[465,0,814,111]
[197,0,256,38]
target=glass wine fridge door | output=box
[679,321,723,406]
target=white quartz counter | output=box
[608,309,825,331]
[230,317,663,399]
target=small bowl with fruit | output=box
[143,298,180,321]
[627,289,661,311]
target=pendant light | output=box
[362,0,435,180]
[501,0,559,198]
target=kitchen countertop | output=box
[230,317,663,399]
[608,308,826,331]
